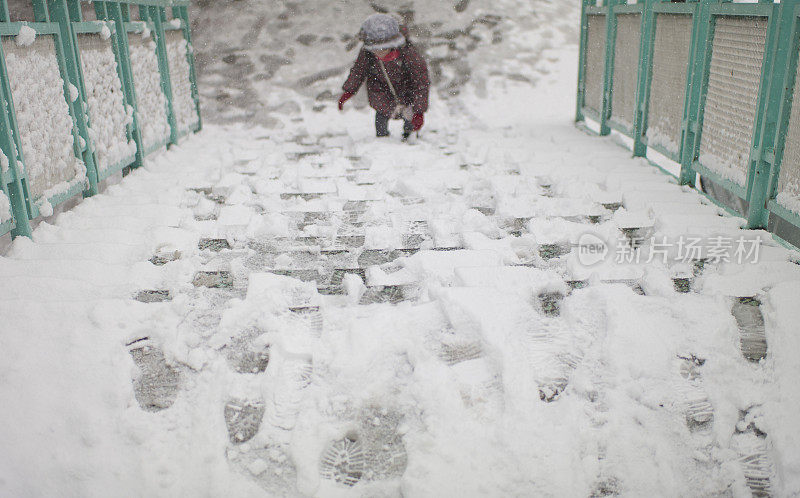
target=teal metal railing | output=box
[577,0,800,250]
[0,0,200,239]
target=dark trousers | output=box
[376,112,413,138]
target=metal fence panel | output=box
[2,34,83,203]
[777,51,800,215]
[127,31,169,151]
[611,13,641,131]
[164,29,196,133]
[698,16,768,187]
[77,33,136,175]
[585,14,606,114]
[646,14,694,156]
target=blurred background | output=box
[187,0,578,127]
[5,0,579,127]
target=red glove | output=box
[412,113,424,131]
[338,92,354,111]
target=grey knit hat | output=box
[358,14,406,51]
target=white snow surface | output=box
[1,2,800,497]
[0,190,10,224]
[1,35,85,204]
[78,34,137,174]
[165,30,198,132]
[0,148,8,174]
[15,25,35,47]
[777,190,800,215]
[699,152,748,187]
[128,34,170,149]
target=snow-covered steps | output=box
[673,277,693,294]
[224,399,265,444]
[128,342,180,412]
[357,248,419,267]
[359,284,420,305]
[287,306,324,335]
[538,291,564,317]
[192,270,235,289]
[188,186,226,205]
[265,357,313,431]
[7,23,800,492]
[436,340,484,366]
[198,238,232,252]
[149,249,181,266]
[539,242,572,260]
[319,406,408,487]
[224,328,271,374]
[320,435,365,487]
[731,297,768,362]
[733,429,774,497]
[677,354,714,430]
[134,289,172,303]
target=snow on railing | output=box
[0,0,201,239]
[128,30,170,151]
[165,28,197,134]
[77,31,137,177]
[576,0,800,251]
[0,190,10,224]
[2,34,86,217]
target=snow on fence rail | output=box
[577,0,800,251]
[0,0,200,239]
[128,30,170,151]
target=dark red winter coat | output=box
[342,30,430,117]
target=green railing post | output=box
[142,5,177,145]
[632,0,656,157]
[47,0,99,196]
[678,0,714,188]
[101,1,145,171]
[31,0,49,22]
[747,0,800,228]
[0,44,32,238]
[576,0,591,123]
[599,0,620,136]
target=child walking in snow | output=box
[338,14,430,140]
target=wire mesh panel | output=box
[777,51,800,215]
[0,167,12,227]
[164,30,198,133]
[698,16,768,187]
[646,14,694,156]
[77,33,136,175]
[611,13,641,131]
[128,32,169,151]
[584,14,606,114]
[2,34,84,205]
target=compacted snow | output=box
[1,1,799,497]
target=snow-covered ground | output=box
[1,1,800,496]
